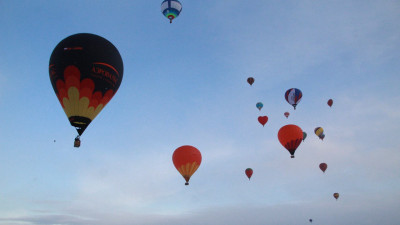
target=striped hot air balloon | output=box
[278,124,303,158]
[161,0,182,23]
[172,145,202,185]
[285,88,302,110]
[314,127,325,140]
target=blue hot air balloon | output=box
[161,0,182,23]
[256,102,263,111]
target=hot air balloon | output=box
[333,192,339,200]
[314,127,325,140]
[256,102,263,111]
[319,163,327,173]
[247,77,254,85]
[49,33,123,147]
[284,112,290,118]
[172,145,202,185]
[258,116,268,127]
[327,99,333,107]
[309,219,313,223]
[285,88,302,110]
[278,124,303,158]
[161,0,182,23]
[245,168,253,180]
[302,132,307,142]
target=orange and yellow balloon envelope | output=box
[172,145,202,185]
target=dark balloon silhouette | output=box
[49,33,123,147]
[327,99,333,107]
[245,168,253,180]
[333,192,339,200]
[319,163,327,173]
[247,77,254,85]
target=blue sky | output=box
[0,0,399,224]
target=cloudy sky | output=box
[0,0,399,224]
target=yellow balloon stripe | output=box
[178,162,199,177]
[60,87,105,121]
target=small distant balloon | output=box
[284,112,290,118]
[256,102,263,111]
[285,88,302,110]
[314,127,325,140]
[333,192,339,200]
[327,99,333,107]
[309,219,313,223]
[161,0,182,23]
[319,163,327,173]
[302,132,307,142]
[247,77,254,85]
[245,168,253,180]
[258,116,268,127]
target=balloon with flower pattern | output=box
[49,33,123,147]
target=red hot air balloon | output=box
[258,116,268,126]
[49,33,123,147]
[333,192,339,200]
[327,99,333,107]
[247,77,254,86]
[284,112,290,118]
[278,124,303,158]
[172,145,202,185]
[245,168,253,180]
[319,163,327,173]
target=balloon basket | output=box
[291,155,295,158]
[185,182,189,185]
[74,136,81,148]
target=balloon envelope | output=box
[327,99,333,107]
[333,192,339,200]
[285,88,302,109]
[284,112,290,118]
[302,132,307,141]
[256,102,263,111]
[49,33,123,136]
[258,116,268,126]
[247,77,254,85]
[245,168,253,180]
[314,127,324,139]
[319,163,327,173]
[172,145,202,185]
[161,0,182,23]
[278,124,303,158]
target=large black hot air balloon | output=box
[49,33,123,147]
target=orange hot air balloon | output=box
[278,124,303,158]
[333,192,339,200]
[245,168,253,180]
[258,116,268,126]
[319,163,327,173]
[284,112,290,118]
[172,145,202,185]
[327,99,333,107]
